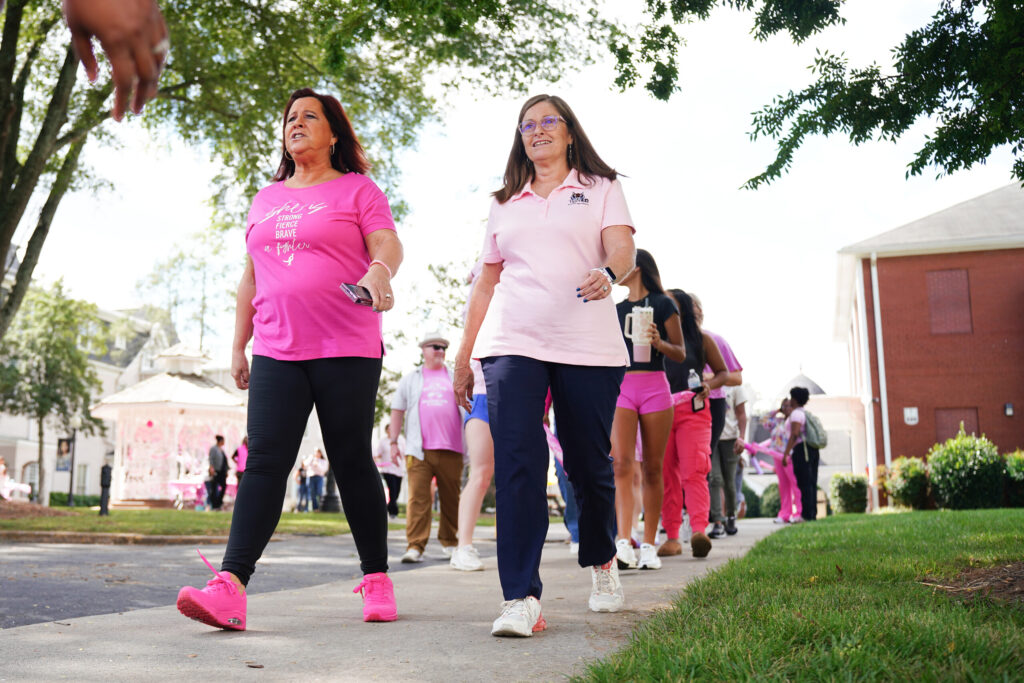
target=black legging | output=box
[382,474,402,517]
[791,442,820,520]
[221,355,388,584]
[708,396,727,460]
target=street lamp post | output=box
[67,415,82,507]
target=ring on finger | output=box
[152,37,171,56]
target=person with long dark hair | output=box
[176,88,403,630]
[610,249,685,571]
[658,289,729,559]
[453,94,636,637]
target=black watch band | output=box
[602,266,617,283]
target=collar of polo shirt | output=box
[511,169,585,202]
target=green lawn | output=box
[0,509,405,536]
[583,509,1024,681]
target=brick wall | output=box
[862,248,1024,461]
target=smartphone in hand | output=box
[341,283,373,306]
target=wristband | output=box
[369,259,393,279]
[591,267,614,284]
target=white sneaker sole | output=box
[450,561,484,572]
[589,598,624,613]
[638,561,661,570]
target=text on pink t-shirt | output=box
[246,174,395,361]
[418,368,463,453]
[473,171,633,367]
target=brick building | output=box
[835,184,1024,505]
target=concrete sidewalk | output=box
[1,519,778,681]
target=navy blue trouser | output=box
[482,356,624,601]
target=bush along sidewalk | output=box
[927,427,1005,510]
[828,473,868,513]
[581,509,1024,682]
[884,456,931,509]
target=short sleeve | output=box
[791,408,806,425]
[654,293,679,324]
[734,384,749,406]
[355,177,396,236]
[480,200,502,264]
[716,335,743,372]
[600,179,635,233]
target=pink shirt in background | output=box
[246,174,396,361]
[703,330,742,400]
[473,171,633,367]
[785,407,806,447]
[418,368,464,453]
[234,444,248,472]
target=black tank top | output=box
[664,331,705,394]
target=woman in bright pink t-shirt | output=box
[177,88,403,632]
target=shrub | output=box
[761,482,780,519]
[828,473,868,513]
[741,482,762,518]
[885,456,930,509]
[927,427,1004,510]
[1005,450,1024,507]
[49,492,102,507]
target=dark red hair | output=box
[273,88,369,180]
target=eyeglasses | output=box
[518,115,565,136]
[427,344,447,351]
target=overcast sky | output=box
[22,0,1016,403]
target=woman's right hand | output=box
[453,364,475,412]
[231,349,250,390]
[696,381,710,402]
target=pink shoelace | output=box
[196,549,240,595]
[352,575,380,597]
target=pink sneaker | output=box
[176,550,246,630]
[353,572,397,622]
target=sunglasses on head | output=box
[427,344,447,351]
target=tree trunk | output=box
[35,415,46,506]
[0,136,86,338]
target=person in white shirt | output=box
[708,385,748,537]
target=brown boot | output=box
[737,500,747,520]
[691,532,712,558]
[657,539,683,557]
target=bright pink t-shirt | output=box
[245,174,396,361]
[704,330,742,400]
[234,444,248,472]
[418,368,463,453]
[473,171,633,367]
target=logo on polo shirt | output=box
[568,192,589,205]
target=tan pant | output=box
[405,449,462,552]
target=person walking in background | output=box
[205,435,228,511]
[295,462,310,513]
[764,398,801,523]
[708,385,748,537]
[659,290,729,559]
[374,424,405,519]
[389,332,464,564]
[786,387,820,521]
[177,88,403,630]
[231,436,249,488]
[610,249,685,571]
[305,449,329,511]
[451,262,496,572]
[454,93,636,637]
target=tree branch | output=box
[0,0,29,111]
[0,136,87,339]
[0,46,77,272]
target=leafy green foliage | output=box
[49,492,101,507]
[927,426,1004,510]
[885,456,931,510]
[615,1,1024,187]
[760,481,780,519]
[740,481,761,518]
[0,281,105,503]
[828,472,867,514]
[1004,450,1024,507]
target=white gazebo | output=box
[92,344,246,508]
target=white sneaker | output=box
[589,560,625,612]
[637,543,661,570]
[569,542,579,555]
[400,547,423,563]
[615,538,638,570]
[450,545,484,571]
[440,545,456,559]
[491,596,546,637]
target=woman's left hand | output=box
[358,263,394,312]
[577,269,612,302]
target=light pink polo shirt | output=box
[246,174,395,361]
[473,171,633,367]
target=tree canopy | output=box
[614,0,1024,187]
[0,0,613,339]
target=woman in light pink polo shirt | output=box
[453,94,636,638]
[177,88,402,631]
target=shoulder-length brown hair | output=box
[273,88,369,181]
[492,94,617,203]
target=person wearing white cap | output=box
[389,331,465,563]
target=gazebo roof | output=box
[92,372,244,418]
[781,373,826,396]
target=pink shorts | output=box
[616,371,672,415]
